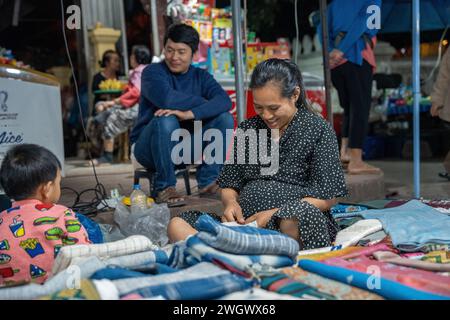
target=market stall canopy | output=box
[381,0,450,33]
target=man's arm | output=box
[141,65,207,111]
[190,71,232,120]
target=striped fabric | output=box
[259,272,337,300]
[184,236,295,271]
[195,214,299,259]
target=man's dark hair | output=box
[0,144,61,201]
[132,45,151,65]
[164,23,200,54]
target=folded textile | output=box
[40,279,101,300]
[184,236,295,271]
[385,199,450,210]
[298,259,450,300]
[296,244,392,264]
[113,262,253,300]
[331,204,369,219]
[52,235,159,275]
[102,250,169,271]
[91,267,150,281]
[334,219,383,248]
[259,272,337,300]
[195,215,299,260]
[92,279,120,300]
[359,200,450,252]
[421,250,450,264]
[0,256,106,300]
[281,267,383,300]
[373,251,450,272]
[218,288,301,300]
[323,256,450,297]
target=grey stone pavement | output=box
[60,158,449,224]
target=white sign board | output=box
[0,78,65,175]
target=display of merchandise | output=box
[171,1,291,77]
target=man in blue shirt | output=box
[324,0,382,174]
[131,24,234,206]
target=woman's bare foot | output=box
[347,161,382,175]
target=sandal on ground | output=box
[438,172,450,181]
[156,187,186,207]
[199,182,221,200]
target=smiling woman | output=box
[170,59,348,250]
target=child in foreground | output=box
[0,144,91,287]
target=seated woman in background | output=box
[91,45,151,165]
[168,59,348,250]
[92,50,121,108]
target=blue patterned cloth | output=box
[195,215,299,259]
[359,200,450,252]
[184,236,295,271]
[330,204,369,219]
[114,262,253,300]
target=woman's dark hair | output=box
[0,144,61,201]
[100,49,119,68]
[249,58,314,113]
[164,23,200,54]
[132,45,151,65]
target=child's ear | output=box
[41,181,54,202]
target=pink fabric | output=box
[323,256,450,297]
[128,64,146,92]
[0,199,91,286]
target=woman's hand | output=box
[245,208,278,228]
[329,49,344,68]
[155,109,195,121]
[222,200,245,224]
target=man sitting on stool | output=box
[130,24,234,207]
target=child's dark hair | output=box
[164,23,200,54]
[249,58,315,113]
[100,49,118,68]
[132,45,151,65]
[0,144,61,201]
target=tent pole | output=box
[412,0,421,198]
[319,0,333,125]
[231,0,246,124]
[150,0,161,56]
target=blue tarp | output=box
[381,0,450,33]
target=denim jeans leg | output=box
[195,112,235,188]
[134,115,180,192]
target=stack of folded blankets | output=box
[0,200,449,300]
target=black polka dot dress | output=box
[180,107,349,250]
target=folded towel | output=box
[334,219,383,248]
[196,215,299,259]
[359,200,450,252]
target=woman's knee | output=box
[279,218,300,241]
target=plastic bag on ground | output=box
[113,198,171,247]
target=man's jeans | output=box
[134,112,234,193]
